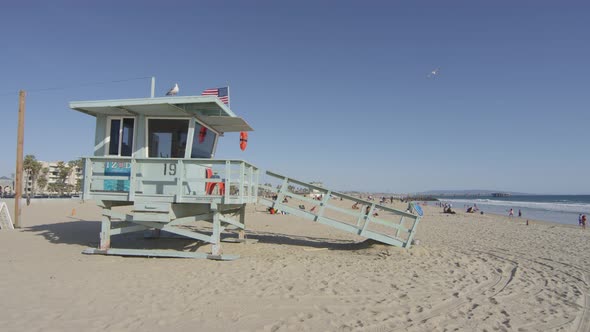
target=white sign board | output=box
[0,202,14,230]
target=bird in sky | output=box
[427,68,440,78]
[166,83,179,96]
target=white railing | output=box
[258,170,421,248]
[82,157,259,204]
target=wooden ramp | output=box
[258,171,421,248]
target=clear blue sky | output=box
[1,1,588,194]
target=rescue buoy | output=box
[198,127,207,143]
[240,131,248,151]
[205,168,225,195]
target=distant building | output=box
[491,192,511,197]
[23,161,82,195]
[0,176,13,195]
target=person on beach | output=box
[444,205,456,214]
[582,214,587,229]
[579,214,583,226]
[509,208,514,217]
[518,209,522,217]
[364,205,379,217]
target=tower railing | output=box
[258,171,421,248]
[82,157,259,205]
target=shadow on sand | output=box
[23,218,377,252]
[23,218,205,252]
[237,230,377,251]
[24,218,101,247]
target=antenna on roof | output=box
[150,77,155,98]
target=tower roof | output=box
[70,95,252,133]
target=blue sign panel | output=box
[413,203,424,217]
[104,162,131,191]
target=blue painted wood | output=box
[219,216,245,229]
[370,217,409,232]
[73,95,260,259]
[211,202,221,255]
[260,171,422,248]
[99,203,112,250]
[136,220,213,243]
[134,202,170,212]
[169,214,214,225]
[73,94,424,258]
[405,216,421,249]
[94,115,107,156]
[83,157,259,205]
[362,230,405,247]
[109,224,149,235]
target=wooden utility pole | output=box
[14,90,25,228]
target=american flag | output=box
[202,86,229,105]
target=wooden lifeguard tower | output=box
[71,93,258,260]
[71,88,423,260]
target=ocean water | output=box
[432,195,590,226]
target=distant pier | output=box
[491,192,511,197]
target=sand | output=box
[1,198,589,331]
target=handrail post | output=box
[82,157,92,200]
[257,169,261,200]
[317,190,331,218]
[150,76,155,98]
[248,164,254,201]
[405,216,421,248]
[360,203,376,236]
[396,216,404,238]
[128,158,136,201]
[239,161,245,203]
[176,159,184,202]
[225,160,231,202]
[276,177,289,208]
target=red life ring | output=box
[205,168,225,195]
[240,131,248,151]
[198,127,207,143]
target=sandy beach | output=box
[1,198,589,332]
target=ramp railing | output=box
[258,171,421,248]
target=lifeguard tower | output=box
[71,90,422,260]
[71,94,259,260]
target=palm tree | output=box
[36,168,49,194]
[68,159,82,170]
[56,161,71,195]
[68,159,83,193]
[47,183,59,196]
[23,155,42,195]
